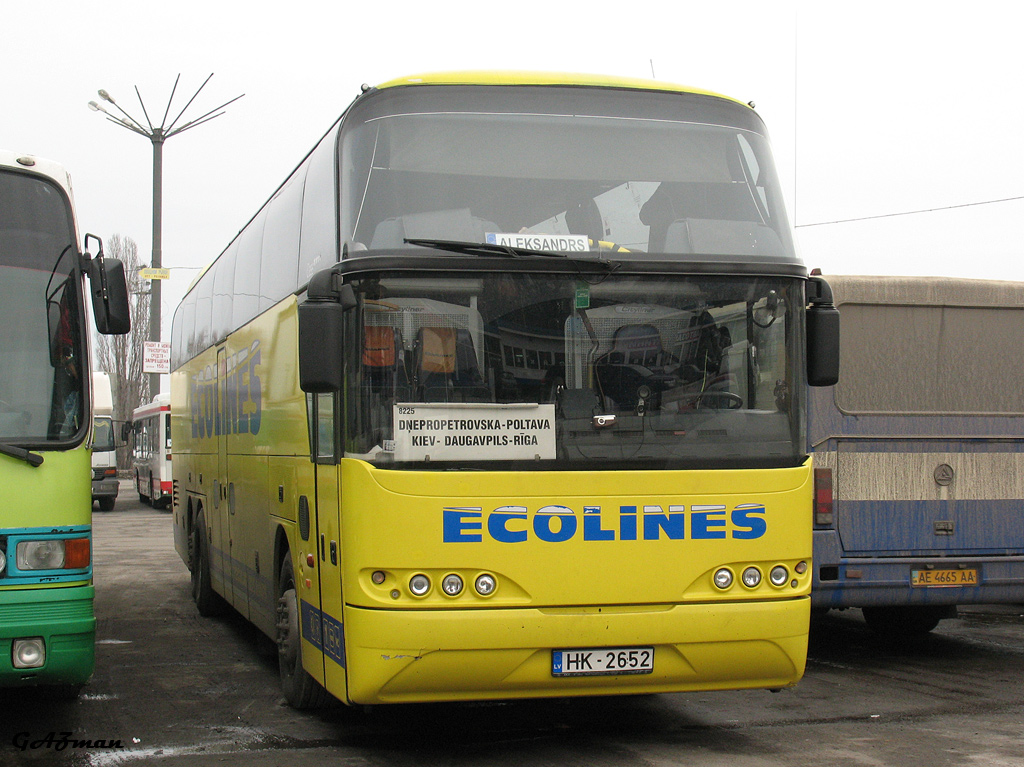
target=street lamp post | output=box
[88,74,242,399]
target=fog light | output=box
[371,570,386,585]
[769,565,789,586]
[742,567,762,588]
[17,540,65,570]
[12,638,45,669]
[441,574,463,596]
[475,573,496,596]
[409,574,431,596]
[794,561,808,575]
[0,549,6,574]
[713,568,733,590]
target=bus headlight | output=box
[713,568,733,590]
[12,637,46,669]
[475,573,496,596]
[0,548,6,575]
[409,574,431,596]
[741,567,762,588]
[441,574,463,596]
[17,540,65,570]
[769,565,789,586]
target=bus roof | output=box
[0,150,75,202]
[92,371,113,415]
[132,392,171,420]
[822,274,1024,308]
[374,71,749,107]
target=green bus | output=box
[0,150,129,694]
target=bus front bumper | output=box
[341,597,809,705]
[91,479,119,500]
[0,585,95,688]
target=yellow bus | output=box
[170,72,839,708]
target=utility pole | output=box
[89,74,242,398]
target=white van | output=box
[91,371,119,511]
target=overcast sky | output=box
[5,0,1023,358]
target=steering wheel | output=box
[694,390,744,410]
[592,239,630,253]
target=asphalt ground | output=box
[1,480,1022,766]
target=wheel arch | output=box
[273,524,292,591]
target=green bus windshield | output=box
[0,169,85,445]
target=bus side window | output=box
[310,392,337,464]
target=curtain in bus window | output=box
[837,303,1024,414]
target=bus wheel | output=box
[862,605,950,637]
[98,497,115,512]
[276,554,330,709]
[191,513,225,617]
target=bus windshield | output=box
[340,84,795,261]
[343,270,802,470]
[0,169,84,445]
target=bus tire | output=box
[276,554,330,709]
[137,473,150,505]
[191,512,225,617]
[98,497,115,512]
[862,605,949,637]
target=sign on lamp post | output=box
[143,341,172,375]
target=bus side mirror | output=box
[298,268,356,393]
[806,275,840,387]
[83,234,131,335]
[121,420,135,443]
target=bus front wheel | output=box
[276,554,330,709]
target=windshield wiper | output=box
[403,238,619,270]
[0,442,44,467]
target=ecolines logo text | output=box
[443,504,767,543]
[190,340,262,439]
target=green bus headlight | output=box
[17,540,65,570]
[12,637,46,669]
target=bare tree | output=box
[94,234,150,469]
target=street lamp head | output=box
[98,89,115,104]
[88,101,117,120]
